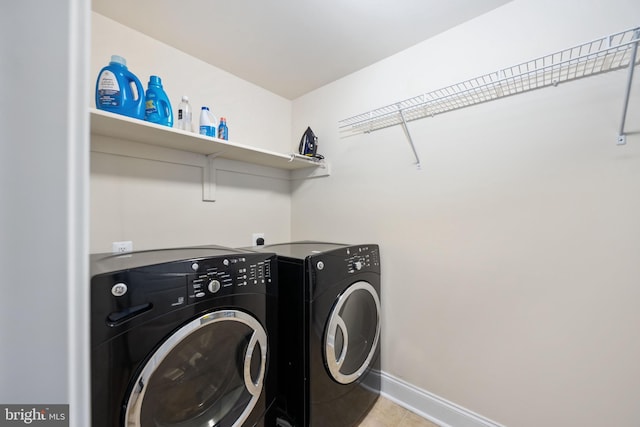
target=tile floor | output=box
[358,397,439,427]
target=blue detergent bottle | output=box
[144,75,173,127]
[95,55,145,120]
[218,117,228,140]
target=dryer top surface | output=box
[90,245,261,275]
[253,241,351,260]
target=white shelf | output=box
[90,108,325,171]
[339,27,640,165]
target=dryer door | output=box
[324,281,381,384]
[124,310,267,427]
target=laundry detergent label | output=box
[97,70,121,107]
[145,98,158,116]
[200,125,215,137]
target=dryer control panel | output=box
[91,248,276,342]
[312,245,380,277]
[344,245,380,274]
[188,255,274,302]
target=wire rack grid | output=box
[339,27,640,136]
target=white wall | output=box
[90,143,292,251]
[1,1,90,425]
[90,13,293,252]
[291,0,640,426]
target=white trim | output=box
[291,161,331,180]
[91,136,292,203]
[67,0,91,425]
[91,135,292,177]
[203,154,218,202]
[91,135,208,168]
[90,135,325,181]
[377,371,505,427]
[215,157,291,181]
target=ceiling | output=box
[92,0,511,99]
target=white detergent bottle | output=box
[199,106,217,137]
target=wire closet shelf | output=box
[338,27,640,143]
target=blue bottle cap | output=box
[149,75,162,86]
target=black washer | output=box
[90,246,278,427]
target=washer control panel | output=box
[345,245,380,274]
[188,255,273,301]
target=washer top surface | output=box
[254,241,350,260]
[91,245,259,275]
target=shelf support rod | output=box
[202,154,219,202]
[617,32,639,145]
[399,109,421,169]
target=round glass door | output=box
[125,310,267,427]
[324,281,381,384]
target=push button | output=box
[208,280,221,294]
[111,283,127,297]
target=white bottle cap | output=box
[110,55,126,66]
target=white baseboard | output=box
[376,371,505,427]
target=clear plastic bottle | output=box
[175,95,192,132]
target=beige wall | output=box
[90,140,292,252]
[90,13,293,252]
[291,0,640,425]
[91,2,640,425]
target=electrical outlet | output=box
[112,241,133,254]
[251,233,265,246]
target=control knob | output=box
[352,260,363,271]
[208,280,221,294]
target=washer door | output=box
[324,281,381,384]
[125,310,267,427]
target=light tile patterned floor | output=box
[358,397,440,427]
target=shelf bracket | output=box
[617,31,639,145]
[399,109,422,169]
[202,154,219,202]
